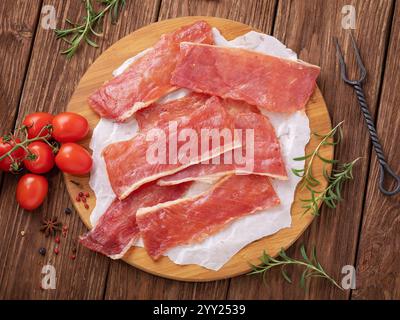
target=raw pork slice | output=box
[171,42,320,113]
[88,21,213,121]
[158,99,287,185]
[103,96,239,200]
[137,174,280,260]
[80,182,191,259]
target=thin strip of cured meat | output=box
[158,99,287,185]
[80,182,191,259]
[88,21,214,121]
[171,42,320,113]
[137,174,280,260]
[103,96,240,200]
[135,93,209,131]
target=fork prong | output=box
[334,34,366,85]
[334,37,352,84]
[349,32,367,82]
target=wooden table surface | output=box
[0,0,399,300]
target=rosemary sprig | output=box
[249,245,342,290]
[301,158,360,215]
[292,121,343,188]
[292,121,359,215]
[54,0,126,59]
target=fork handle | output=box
[353,83,400,196]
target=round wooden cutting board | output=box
[64,16,332,282]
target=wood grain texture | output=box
[352,1,400,300]
[0,0,42,193]
[0,0,161,299]
[104,0,278,299]
[0,0,43,299]
[158,0,277,32]
[227,0,394,300]
[65,16,331,282]
[0,0,41,132]
[105,260,230,299]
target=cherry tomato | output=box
[16,174,48,211]
[22,112,53,139]
[55,143,92,175]
[23,141,55,174]
[52,112,89,143]
[0,137,26,172]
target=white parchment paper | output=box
[89,28,310,270]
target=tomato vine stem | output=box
[0,125,55,163]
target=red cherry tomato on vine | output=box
[22,112,53,139]
[16,174,48,211]
[55,143,92,175]
[52,112,89,143]
[23,141,55,174]
[0,137,25,172]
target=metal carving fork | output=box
[335,33,400,196]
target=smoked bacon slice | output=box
[103,96,239,200]
[171,42,320,113]
[158,99,287,185]
[136,174,280,260]
[135,93,209,131]
[88,21,214,121]
[80,182,191,259]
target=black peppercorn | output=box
[64,207,72,215]
[39,247,46,256]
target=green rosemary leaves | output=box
[250,245,342,290]
[55,0,126,58]
[293,121,360,215]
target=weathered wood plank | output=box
[0,0,43,298]
[105,261,229,299]
[0,0,161,299]
[158,0,277,30]
[0,0,42,192]
[103,0,277,300]
[352,1,400,300]
[0,0,41,132]
[227,0,394,299]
